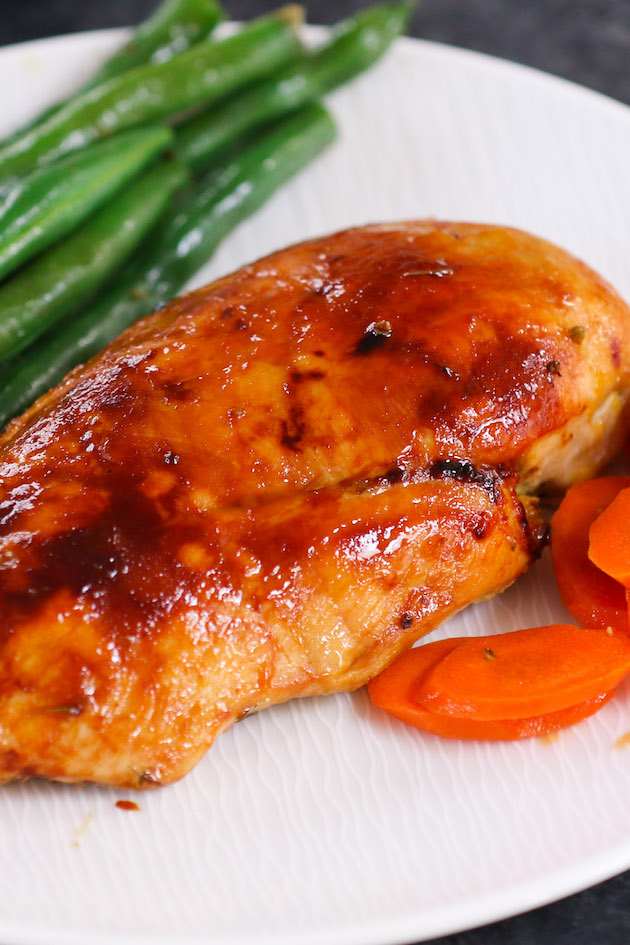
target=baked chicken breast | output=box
[1,221,629,788]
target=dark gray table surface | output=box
[2,2,630,944]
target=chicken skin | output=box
[1,221,629,788]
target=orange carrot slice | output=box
[367,639,614,739]
[402,694,614,740]
[414,624,630,720]
[551,477,630,630]
[368,639,458,717]
[589,485,630,587]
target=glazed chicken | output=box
[1,221,630,788]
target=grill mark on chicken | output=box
[382,466,406,485]
[289,370,326,383]
[429,458,501,502]
[280,403,306,452]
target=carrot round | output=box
[367,639,614,739]
[589,485,630,588]
[368,638,458,717]
[405,693,614,740]
[414,624,630,720]
[378,693,613,740]
[551,476,630,630]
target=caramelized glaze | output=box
[1,221,629,787]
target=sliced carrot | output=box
[551,477,630,630]
[367,639,614,740]
[379,693,613,740]
[414,624,630,720]
[589,485,630,587]
[368,638,459,719]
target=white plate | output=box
[2,25,630,945]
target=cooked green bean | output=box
[0,11,302,189]
[0,103,335,427]
[177,1,411,171]
[1,0,225,150]
[85,0,225,89]
[0,160,189,362]
[0,125,172,283]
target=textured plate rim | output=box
[1,842,630,945]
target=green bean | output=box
[0,11,302,189]
[177,1,412,172]
[0,125,173,284]
[85,0,225,89]
[1,0,225,150]
[0,103,335,428]
[0,160,189,363]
